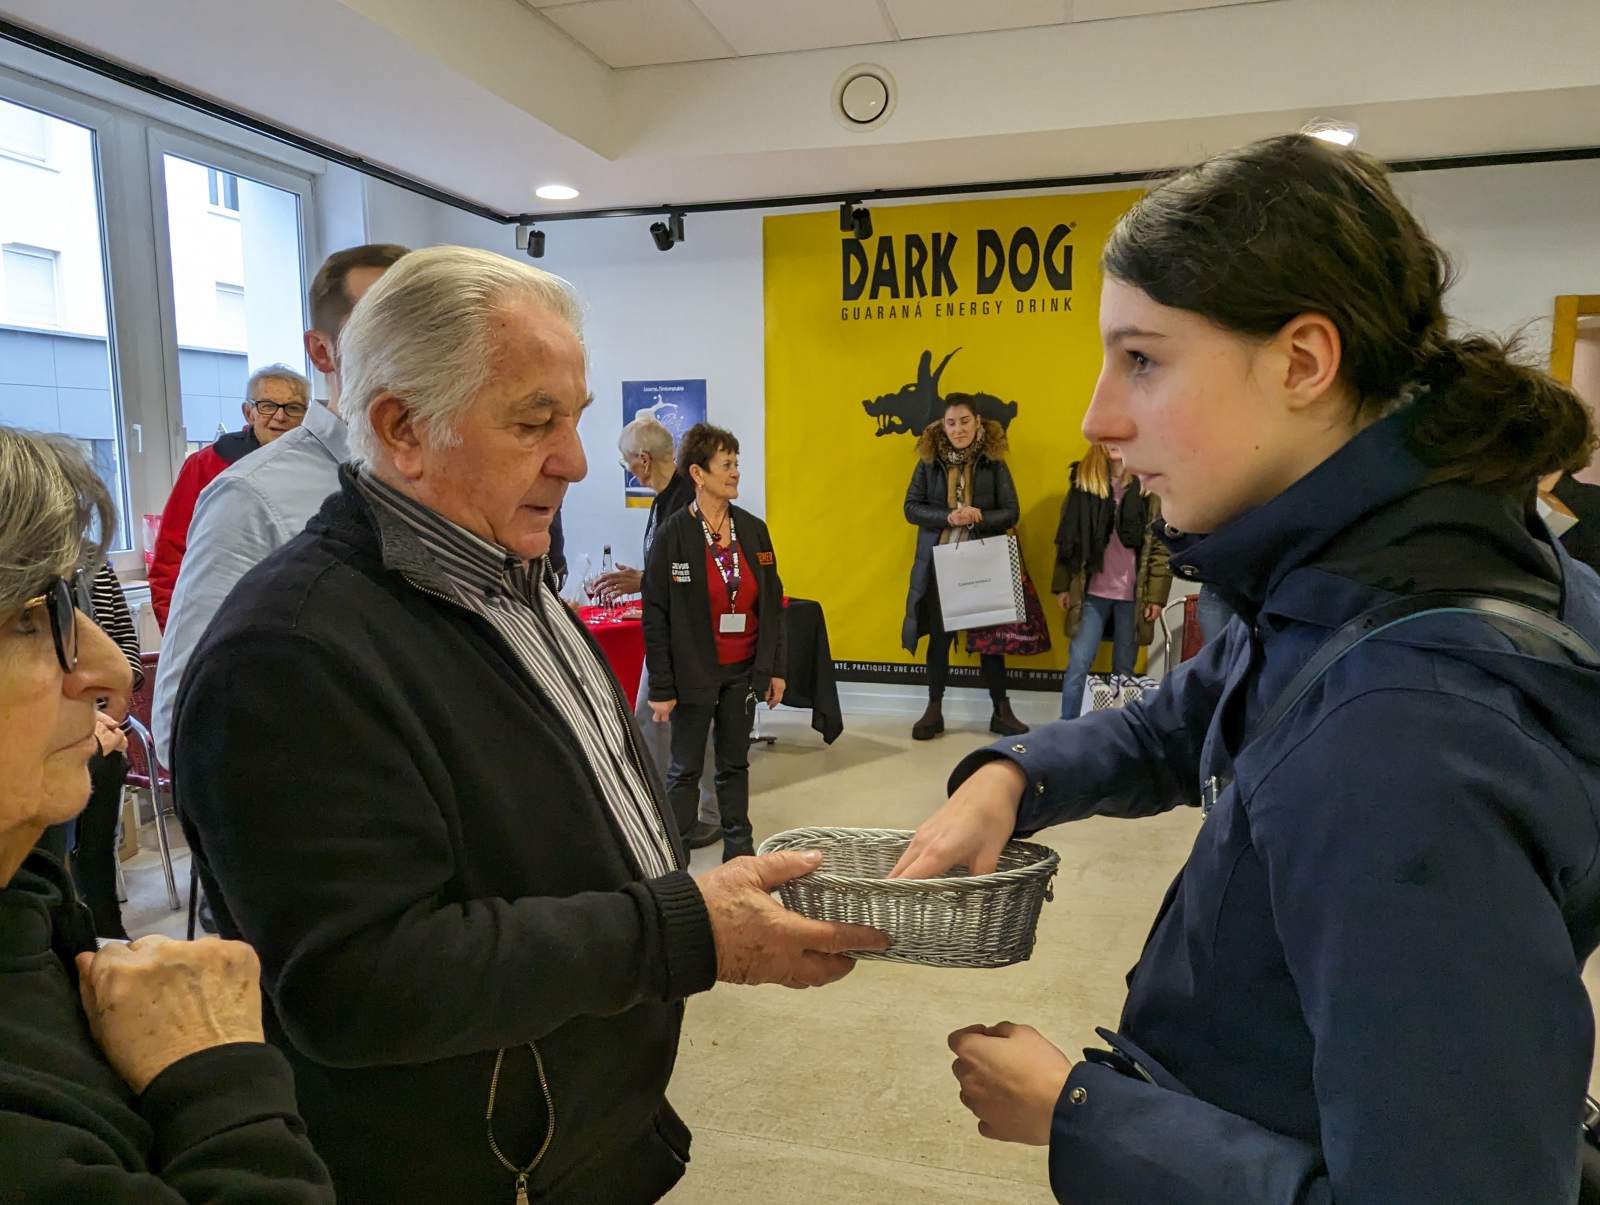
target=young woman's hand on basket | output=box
[889,759,1026,879]
[697,850,889,988]
[948,1022,1072,1145]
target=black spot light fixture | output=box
[838,201,872,240]
[650,211,686,251]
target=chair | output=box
[123,652,197,936]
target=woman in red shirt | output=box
[641,424,787,860]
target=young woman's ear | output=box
[1277,312,1344,409]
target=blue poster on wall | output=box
[622,379,706,507]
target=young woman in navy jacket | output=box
[894,134,1600,1204]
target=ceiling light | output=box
[650,212,685,252]
[1302,120,1359,147]
[838,201,872,240]
[536,184,580,201]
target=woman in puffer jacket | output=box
[1053,442,1172,718]
[900,394,1026,741]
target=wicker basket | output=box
[756,827,1060,969]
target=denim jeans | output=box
[1060,594,1139,719]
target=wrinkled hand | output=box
[890,759,1025,879]
[949,1022,1073,1145]
[95,710,128,757]
[595,567,643,603]
[650,699,676,723]
[76,934,265,1095]
[948,507,982,527]
[765,677,786,708]
[1144,602,1162,624]
[698,850,889,988]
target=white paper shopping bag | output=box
[931,535,1021,631]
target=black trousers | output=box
[76,751,130,938]
[667,660,756,848]
[920,577,1008,703]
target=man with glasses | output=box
[146,365,311,629]
[153,243,408,773]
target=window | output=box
[164,153,306,448]
[207,166,239,211]
[1,49,319,570]
[214,282,246,348]
[0,96,48,162]
[2,244,59,326]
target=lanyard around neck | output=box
[694,503,740,602]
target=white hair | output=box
[339,245,585,469]
[618,414,673,462]
[246,363,310,404]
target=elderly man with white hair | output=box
[172,246,886,1205]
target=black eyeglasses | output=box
[249,400,308,419]
[20,576,79,674]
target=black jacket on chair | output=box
[642,503,787,705]
[173,472,717,1205]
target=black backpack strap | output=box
[1245,592,1599,748]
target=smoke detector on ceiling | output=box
[833,66,896,132]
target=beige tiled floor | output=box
[669,709,1201,1202]
[117,705,1600,1202]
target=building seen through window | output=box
[0,96,125,545]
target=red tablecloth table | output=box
[578,606,645,708]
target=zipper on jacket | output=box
[486,1039,556,1203]
[563,600,682,873]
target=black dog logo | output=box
[861,349,1018,436]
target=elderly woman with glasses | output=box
[0,425,333,1202]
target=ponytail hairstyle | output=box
[1101,134,1595,490]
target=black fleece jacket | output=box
[173,474,718,1205]
[0,851,332,1203]
[642,503,787,704]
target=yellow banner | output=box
[764,189,1144,683]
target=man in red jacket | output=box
[147,364,310,628]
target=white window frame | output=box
[0,43,328,577]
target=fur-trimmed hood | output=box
[916,418,1008,465]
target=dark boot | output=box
[989,698,1029,736]
[912,698,945,741]
[685,820,723,850]
[721,821,756,862]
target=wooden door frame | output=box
[1550,295,1600,383]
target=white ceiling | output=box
[4,0,1600,218]
[523,0,1268,68]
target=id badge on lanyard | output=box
[697,504,744,628]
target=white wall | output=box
[356,157,1600,716]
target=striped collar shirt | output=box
[356,472,677,879]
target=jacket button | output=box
[1036,781,1045,795]
[1069,1087,1087,1105]
[1012,744,1027,754]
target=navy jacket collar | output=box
[1163,415,1429,622]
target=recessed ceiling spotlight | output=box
[536,184,580,201]
[1302,120,1359,147]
